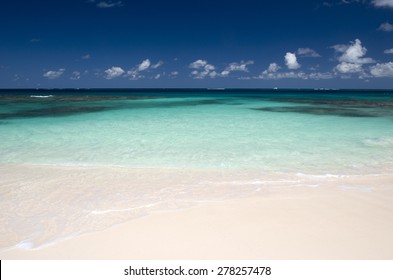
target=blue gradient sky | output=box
[1,0,393,88]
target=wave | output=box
[30,95,54,98]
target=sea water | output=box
[1,89,393,249]
[1,89,393,173]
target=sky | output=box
[1,0,393,89]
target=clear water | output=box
[1,89,393,174]
[1,89,393,250]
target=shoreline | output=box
[1,164,393,259]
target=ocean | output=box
[1,88,393,249]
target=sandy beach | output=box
[1,165,393,259]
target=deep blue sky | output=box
[1,0,393,88]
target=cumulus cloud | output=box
[378,22,393,32]
[384,48,393,54]
[296,48,321,57]
[138,59,151,71]
[220,70,230,77]
[70,71,81,80]
[285,52,301,69]
[43,69,65,79]
[189,59,216,79]
[104,66,124,79]
[333,39,375,74]
[335,62,363,73]
[336,39,374,64]
[370,62,393,77]
[189,60,208,69]
[267,63,281,72]
[372,0,393,8]
[96,1,123,8]
[259,63,281,78]
[82,54,91,60]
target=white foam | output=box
[30,95,54,98]
[16,241,34,250]
[295,173,347,179]
[90,203,158,215]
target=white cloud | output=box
[70,71,81,80]
[258,61,331,80]
[336,39,374,64]
[151,61,163,69]
[43,69,65,79]
[104,66,124,79]
[82,54,91,60]
[225,60,254,72]
[384,48,393,54]
[220,70,230,77]
[285,52,301,69]
[378,22,393,32]
[327,0,393,8]
[259,63,281,77]
[125,59,159,80]
[170,71,179,77]
[335,62,363,73]
[189,60,208,69]
[296,48,321,57]
[372,0,393,8]
[308,72,334,79]
[154,74,161,79]
[97,1,123,8]
[267,63,281,72]
[219,60,254,76]
[127,70,143,80]
[333,39,375,75]
[370,62,393,77]
[189,59,216,79]
[331,44,348,53]
[258,71,333,80]
[138,59,151,71]
[205,64,215,71]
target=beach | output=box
[1,90,393,259]
[1,164,393,259]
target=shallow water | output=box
[1,89,393,249]
[1,89,393,174]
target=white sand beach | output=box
[1,165,393,259]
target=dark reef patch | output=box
[252,106,379,118]
[0,106,112,119]
[0,97,225,119]
[269,98,393,109]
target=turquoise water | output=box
[1,89,393,174]
[2,89,393,249]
